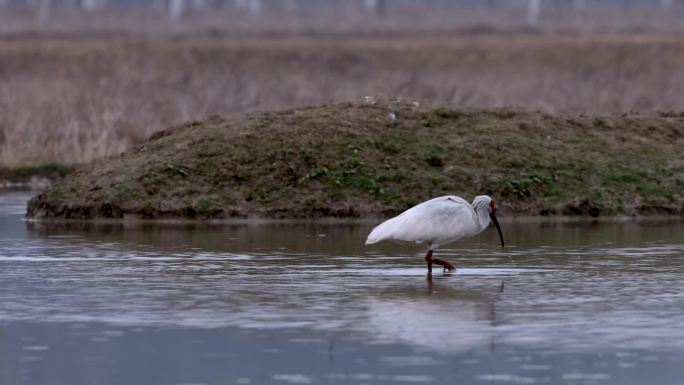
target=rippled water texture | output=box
[1,191,684,384]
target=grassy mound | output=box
[27,100,684,220]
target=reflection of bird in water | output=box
[365,283,496,353]
[365,195,504,274]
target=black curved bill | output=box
[489,212,505,249]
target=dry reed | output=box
[2,33,684,164]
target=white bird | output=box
[365,195,504,274]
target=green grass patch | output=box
[46,187,63,202]
[0,162,74,181]
[164,162,190,177]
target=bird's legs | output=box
[424,250,455,273]
[425,250,433,274]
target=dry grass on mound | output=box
[3,33,684,164]
[26,100,684,220]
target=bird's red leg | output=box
[432,256,455,272]
[424,250,433,274]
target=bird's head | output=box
[473,195,504,249]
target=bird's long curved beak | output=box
[489,212,504,249]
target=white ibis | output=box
[365,195,504,274]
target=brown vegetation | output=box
[26,100,684,220]
[2,33,684,165]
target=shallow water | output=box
[1,191,684,384]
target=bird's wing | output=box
[365,196,477,247]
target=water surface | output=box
[1,191,684,384]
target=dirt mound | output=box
[26,99,684,220]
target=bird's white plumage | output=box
[365,195,486,250]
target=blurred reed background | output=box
[1,0,684,164]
